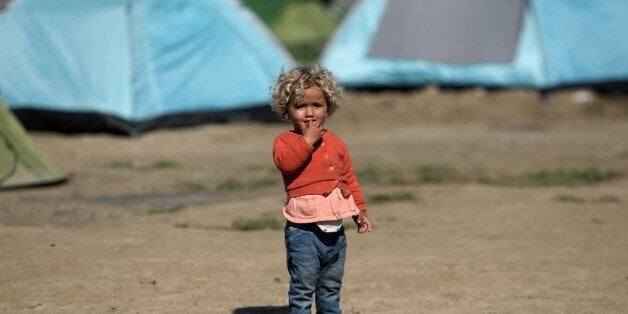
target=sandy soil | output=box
[1,88,628,313]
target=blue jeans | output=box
[285,222,347,314]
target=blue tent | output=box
[320,0,628,89]
[0,0,294,134]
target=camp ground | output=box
[1,88,628,312]
[321,0,628,89]
[1,1,627,313]
[0,0,294,135]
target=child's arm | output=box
[353,211,372,233]
[339,140,372,233]
[340,141,366,211]
[273,135,313,174]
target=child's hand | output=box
[353,211,372,233]
[302,119,324,147]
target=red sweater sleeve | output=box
[273,132,313,174]
[339,140,367,212]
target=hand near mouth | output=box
[301,119,324,147]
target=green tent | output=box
[243,0,337,62]
[0,100,66,189]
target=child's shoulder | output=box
[275,130,298,138]
[323,130,346,144]
[274,130,301,143]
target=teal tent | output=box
[0,0,294,134]
[321,0,628,89]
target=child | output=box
[271,64,372,313]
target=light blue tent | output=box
[0,0,294,134]
[321,0,628,89]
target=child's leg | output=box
[285,223,321,313]
[315,231,346,314]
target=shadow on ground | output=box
[233,305,289,314]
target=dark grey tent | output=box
[321,0,628,89]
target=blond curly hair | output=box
[270,64,344,120]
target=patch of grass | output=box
[358,164,465,185]
[147,159,182,170]
[246,165,278,173]
[368,191,417,204]
[216,179,246,191]
[104,160,135,169]
[483,167,622,187]
[247,177,279,189]
[593,196,621,204]
[356,167,408,185]
[176,180,207,192]
[417,165,463,183]
[357,165,384,184]
[231,217,282,231]
[524,167,620,186]
[554,194,586,203]
[105,158,182,171]
[147,204,184,215]
[174,222,189,228]
[216,177,279,191]
[389,175,412,185]
[174,222,230,230]
[357,164,621,188]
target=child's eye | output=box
[293,104,304,109]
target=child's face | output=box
[288,86,328,132]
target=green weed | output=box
[417,165,463,183]
[592,196,621,204]
[105,158,182,171]
[147,204,184,215]
[216,177,278,191]
[174,222,189,228]
[368,192,417,204]
[358,164,464,185]
[247,177,279,189]
[231,217,282,231]
[177,180,207,192]
[554,194,586,203]
[174,222,230,230]
[216,179,246,191]
[104,160,135,169]
[148,159,181,170]
[483,167,622,187]
[357,165,384,184]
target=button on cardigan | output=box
[273,130,367,212]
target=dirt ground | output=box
[1,88,628,313]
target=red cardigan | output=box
[273,130,367,212]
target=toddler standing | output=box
[271,65,372,313]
